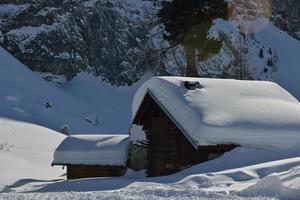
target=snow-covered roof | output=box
[132,77,300,149]
[52,134,129,166]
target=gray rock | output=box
[1,0,154,85]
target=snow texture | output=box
[0,118,65,189]
[52,134,129,166]
[133,76,300,149]
[0,47,147,133]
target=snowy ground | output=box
[0,114,299,199]
[1,145,300,199]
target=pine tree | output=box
[158,0,228,77]
[269,58,273,66]
[259,48,264,58]
[267,58,274,66]
[268,47,272,55]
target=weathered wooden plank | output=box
[67,165,127,179]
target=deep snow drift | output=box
[0,118,65,189]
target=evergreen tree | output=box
[267,58,274,66]
[259,48,264,58]
[270,58,273,66]
[268,47,272,55]
[158,0,228,77]
[273,51,279,63]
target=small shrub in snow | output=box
[43,101,52,109]
[259,48,264,58]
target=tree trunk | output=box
[185,47,198,77]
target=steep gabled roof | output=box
[52,134,129,166]
[132,77,300,149]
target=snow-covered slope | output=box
[0,47,145,133]
[0,118,65,190]
[209,15,300,100]
[61,72,148,133]
[255,22,300,100]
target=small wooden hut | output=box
[129,76,300,177]
[129,91,237,177]
[52,134,128,179]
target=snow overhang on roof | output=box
[132,76,300,149]
[52,134,129,166]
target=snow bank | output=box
[238,175,300,199]
[132,76,300,149]
[0,118,65,189]
[52,134,129,166]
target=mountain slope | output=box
[255,22,300,100]
[210,18,300,100]
[0,0,154,85]
[0,47,145,133]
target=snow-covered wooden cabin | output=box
[129,77,300,177]
[52,135,129,179]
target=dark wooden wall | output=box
[66,165,127,179]
[132,92,237,177]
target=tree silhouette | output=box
[268,47,272,55]
[158,0,228,77]
[259,48,264,58]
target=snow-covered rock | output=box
[0,0,155,85]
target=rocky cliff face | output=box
[271,0,300,40]
[0,0,155,85]
[1,0,300,87]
